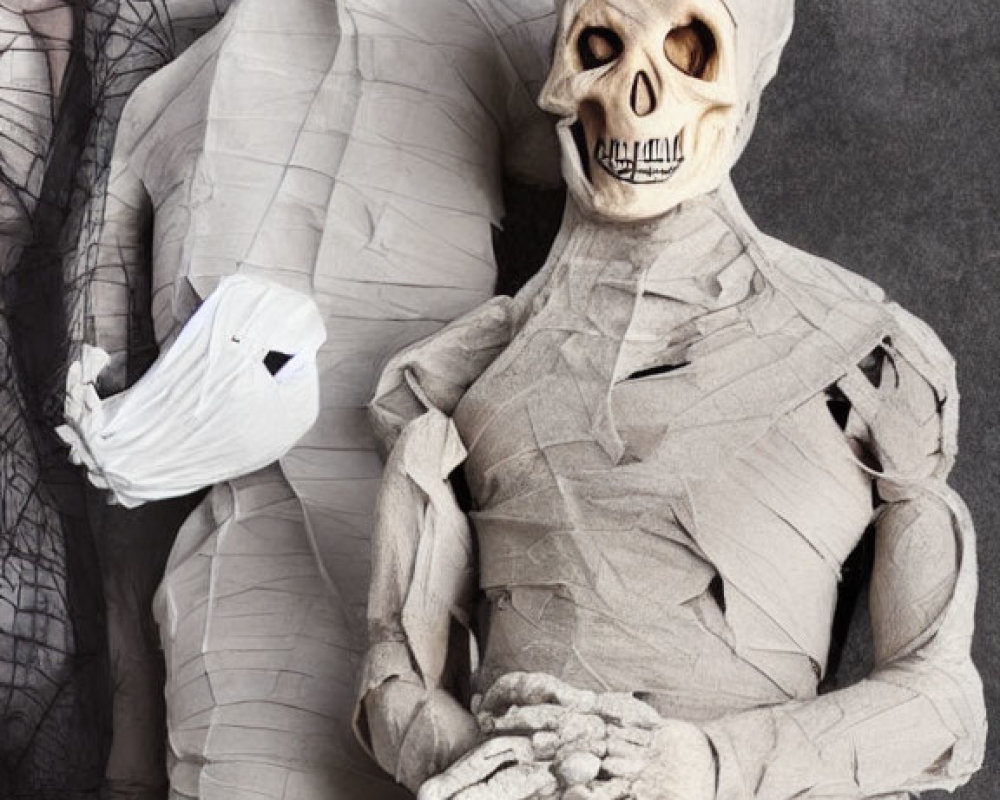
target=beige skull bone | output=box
[540,0,739,221]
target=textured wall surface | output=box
[734,4,998,798]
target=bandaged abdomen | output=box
[453,218,874,715]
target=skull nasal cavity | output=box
[631,71,656,117]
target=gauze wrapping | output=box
[358,2,985,795]
[57,275,325,508]
[725,0,795,158]
[362,195,986,800]
[72,0,563,793]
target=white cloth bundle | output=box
[57,275,326,508]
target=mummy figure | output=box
[57,0,560,796]
[360,1,987,798]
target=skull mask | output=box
[540,0,739,221]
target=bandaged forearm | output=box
[57,275,325,507]
[704,489,985,800]
[361,344,500,787]
[704,663,984,800]
[362,645,478,792]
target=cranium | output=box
[540,0,739,221]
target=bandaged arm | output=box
[356,258,572,789]
[702,326,987,799]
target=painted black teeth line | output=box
[594,134,685,184]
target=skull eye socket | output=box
[664,19,717,79]
[578,26,624,70]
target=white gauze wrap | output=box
[57,275,326,508]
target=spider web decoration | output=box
[0,2,229,795]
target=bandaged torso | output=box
[453,203,876,720]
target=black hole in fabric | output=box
[820,524,876,693]
[858,346,887,388]
[826,399,852,431]
[451,466,475,513]
[927,746,956,777]
[824,385,892,472]
[860,448,883,473]
[626,361,690,381]
[578,26,624,70]
[263,350,293,376]
[825,384,851,430]
[709,574,726,613]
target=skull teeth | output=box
[594,135,684,184]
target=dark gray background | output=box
[738,3,998,797]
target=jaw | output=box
[593,131,685,185]
[561,118,693,222]
[559,108,739,223]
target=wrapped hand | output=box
[418,672,716,800]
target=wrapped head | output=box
[540,0,794,221]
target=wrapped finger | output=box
[593,694,662,729]
[559,712,606,744]
[604,739,645,760]
[452,763,557,800]
[605,725,652,760]
[481,703,569,734]
[418,737,535,800]
[563,778,633,800]
[606,726,651,748]
[481,673,596,715]
[555,737,607,761]
[484,705,608,751]
[554,752,601,787]
[531,731,561,760]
